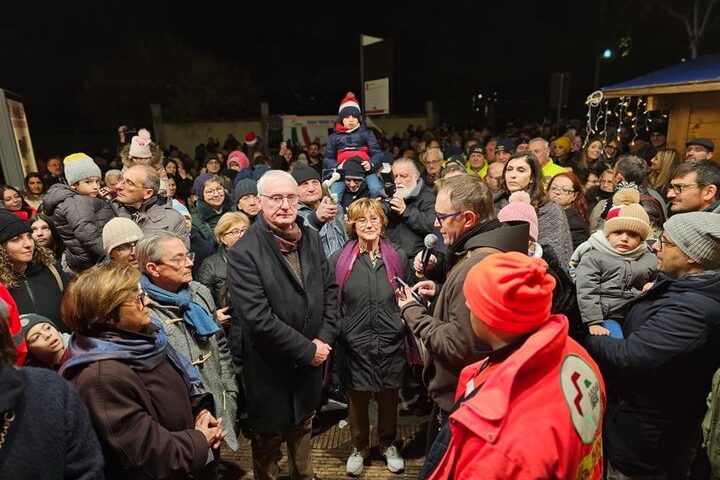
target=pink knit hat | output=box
[227,150,249,170]
[129,129,152,158]
[498,191,539,242]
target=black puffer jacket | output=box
[43,184,115,271]
[9,261,69,331]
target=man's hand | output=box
[194,410,226,449]
[396,285,417,309]
[389,197,407,215]
[215,307,231,327]
[311,338,332,366]
[412,280,436,299]
[361,160,372,172]
[315,198,338,223]
[413,251,437,274]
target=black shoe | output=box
[327,385,348,407]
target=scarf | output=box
[140,275,220,338]
[334,121,361,134]
[571,230,650,267]
[268,221,303,253]
[334,238,404,305]
[60,318,206,398]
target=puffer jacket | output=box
[42,184,116,271]
[574,231,657,325]
[191,196,234,243]
[323,124,383,172]
[114,196,189,249]
[196,247,228,307]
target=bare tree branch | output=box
[698,0,720,37]
[661,0,692,36]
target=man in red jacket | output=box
[420,252,606,479]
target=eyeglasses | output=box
[669,183,701,194]
[549,187,575,195]
[114,241,137,253]
[126,288,147,307]
[204,187,224,196]
[657,235,677,249]
[223,228,247,238]
[117,177,138,188]
[161,252,195,267]
[435,211,462,224]
[260,193,300,206]
[356,217,381,227]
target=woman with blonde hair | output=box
[330,198,409,475]
[60,262,225,479]
[196,211,250,310]
[648,148,681,200]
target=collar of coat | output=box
[449,314,569,442]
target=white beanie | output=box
[102,217,144,253]
[129,129,152,158]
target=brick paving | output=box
[218,404,429,479]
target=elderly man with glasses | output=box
[227,169,339,480]
[395,174,529,452]
[586,212,720,478]
[135,231,239,458]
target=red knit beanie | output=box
[463,252,556,334]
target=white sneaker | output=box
[346,448,366,476]
[382,445,405,473]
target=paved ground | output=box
[219,391,430,479]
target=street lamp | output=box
[593,48,615,90]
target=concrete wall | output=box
[164,120,262,155]
[370,116,427,137]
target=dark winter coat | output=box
[66,331,212,480]
[401,220,530,411]
[227,214,339,432]
[9,261,68,331]
[384,181,436,260]
[196,247,228,307]
[191,196,234,243]
[564,207,589,250]
[0,364,104,480]
[43,183,116,271]
[329,246,408,392]
[323,124,383,171]
[585,270,720,476]
[340,181,371,210]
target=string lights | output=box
[583,93,652,146]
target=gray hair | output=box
[256,170,297,196]
[136,231,185,273]
[424,148,443,163]
[392,157,420,178]
[127,165,160,194]
[528,137,549,148]
[104,169,122,182]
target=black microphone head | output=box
[424,233,438,249]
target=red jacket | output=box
[0,283,26,365]
[427,315,605,480]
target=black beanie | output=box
[0,211,31,244]
[291,162,320,185]
[343,156,367,179]
[233,179,258,202]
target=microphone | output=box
[322,171,341,190]
[415,233,438,278]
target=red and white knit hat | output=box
[338,91,361,119]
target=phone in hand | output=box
[394,275,425,304]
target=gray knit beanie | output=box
[663,212,720,269]
[63,153,102,186]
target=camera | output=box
[383,181,396,198]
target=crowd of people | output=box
[1,90,720,480]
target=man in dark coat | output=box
[586,212,720,478]
[227,169,339,480]
[384,157,436,260]
[397,174,530,452]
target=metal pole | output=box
[556,74,564,135]
[359,34,365,123]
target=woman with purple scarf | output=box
[60,263,225,480]
[329,198,409,475]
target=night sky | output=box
[1,0,717,152]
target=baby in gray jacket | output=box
[570,189,657,337]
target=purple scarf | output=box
[334,238,404,305]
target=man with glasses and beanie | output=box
[667,160,720,214]
[396,174,530,451]
[586,212,720,478]
[228,170,339,480]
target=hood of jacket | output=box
[42,183,78,216]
